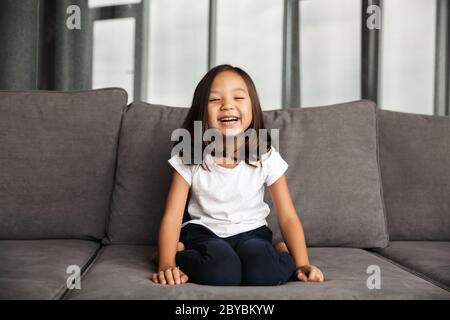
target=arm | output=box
[269,174,324,282]
[152,170,190,285]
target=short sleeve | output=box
[262,147,289,186]
[168,154,193,186]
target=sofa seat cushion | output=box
[0,240,100,299]
[66,245,449,300]
[371,241,450,291]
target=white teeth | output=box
[220,117,238,121]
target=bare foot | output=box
[274,241,289,253]
[177,241,185,251]
[152,242,185,265]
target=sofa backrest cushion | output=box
[0,88,127,240]
[377,109,450,240]
[107,100,388,248]
[105,102,188,244]
[264,100,388,248]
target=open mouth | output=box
[219,116,240,124]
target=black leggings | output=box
[175,223,296,286]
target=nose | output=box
[220,100,235,111]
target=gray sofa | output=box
[0,88,449,300]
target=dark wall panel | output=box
[0,0,40,90]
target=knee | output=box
[194,241,242,286]
[237,239,292,286]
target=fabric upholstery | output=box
[106,100,388,249]
[66,245,449,300]
[0,88,127,240]
[371,241,450,291]
[105,102,188,244]
[0,239,100,299]
[264,100,388,248]
[377,109,450,240]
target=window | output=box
[216,0,283,110]
[146,0,208,107]
[299,0,361,107]
[92,18,135,102]
[89,0,141,8]
[86,0,444,115]
[379,0,437,115]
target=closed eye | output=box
[235,97,244,100]
[209,98,220,102]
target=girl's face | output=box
[207,70,253,136]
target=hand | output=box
[151,266,189,285]
[295,265,324,282]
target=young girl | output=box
[151,64,324,286]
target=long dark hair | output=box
[174,64,271,170]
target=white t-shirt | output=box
[168,146,288,238]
